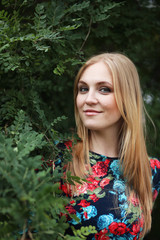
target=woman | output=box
[60,53,160,240]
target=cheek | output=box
[112,101,121,119]
[103,97,120,114]
[76,94,83,109]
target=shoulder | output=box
[149,157,160,194]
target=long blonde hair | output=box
[68,53,152,236]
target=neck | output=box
[89,128,120,158]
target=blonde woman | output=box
[60,53,160,240]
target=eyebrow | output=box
[78,80,113,87]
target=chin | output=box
[84,124,100,131]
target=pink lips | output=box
[84,109,102,116]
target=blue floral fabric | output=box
[60,151,160,240]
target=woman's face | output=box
[76,61,122,133]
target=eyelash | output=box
[78,86,112,94]
[79,87,88,92]
[99,87,112,93]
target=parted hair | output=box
[68,53,152,236]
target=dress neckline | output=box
[89,150,119,160]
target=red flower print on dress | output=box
[78,199,91,207]
[70,200,75,205]
[130,223,140,235]
[95,228,109,240]
[90,194,99,202]
[150,158,160,170]
[60,183,68,195]
[77,182,88,195]
[65,205,76,214]
[109,222,128,235]
[128,195,140,207]
[100,178,110,188]
[86,176,100,191]
[139,215,144,228]
[60,183,72,196]
[92,159,110,177]
[153,189,158,201]
[155,159,160,168]
[84,211,88,219]
[64,140,72,149]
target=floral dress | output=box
[59,148,160,240]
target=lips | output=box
[83,109,102,116]
[84,109,101,113]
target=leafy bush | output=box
[0,108,74,239]
[0,0,160,239]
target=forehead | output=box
[79,61,113,85]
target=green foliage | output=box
[0,0,160,239]
[71,225,97,239]
[0,109,83,239]
[0,0,122,129]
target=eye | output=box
[99,87,112,94]
[78,86,88,93]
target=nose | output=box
[85,90,98,105]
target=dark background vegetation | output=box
[0,0,160,239]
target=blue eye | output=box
[100,87,111,93]
[79,87,88,92]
